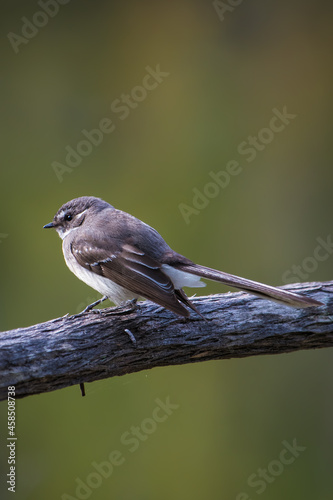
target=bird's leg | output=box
[79,383,86,397]
[104,298,138,315]
[121,298,138,313]
[82,295,108,313]
[69,296,108,319]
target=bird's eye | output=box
[64,213,72,221]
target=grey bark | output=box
[0,281,332,401]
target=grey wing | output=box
[71,238,193,316]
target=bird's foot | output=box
[82,296,108,313]
[69,296,108,319]
[104,298,138,316]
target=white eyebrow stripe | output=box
[76,209,88,220]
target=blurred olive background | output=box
[1,1,333,499]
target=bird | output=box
[43,196,322,317]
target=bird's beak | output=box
[43,222,54,229]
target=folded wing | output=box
[72,239,196,316]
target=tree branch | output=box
[1,281,332,401]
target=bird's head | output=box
[43,196,111,239]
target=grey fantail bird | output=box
[43,196,322,317]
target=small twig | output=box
[124,328,137,345]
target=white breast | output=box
[62,242,138,305]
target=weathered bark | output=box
[0,281,332,401]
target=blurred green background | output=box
[1,1,332,499]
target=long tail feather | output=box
[175,264,322,308]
